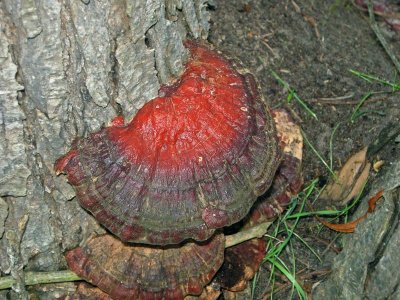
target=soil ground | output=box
[208,0,400,298]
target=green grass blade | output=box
[302,130,337,178]
[351,92,372,122]
[291,231,322,262]
[349,69,400,91]
[266,257,307,299]
[270,70,318,120]
[329,123,341,169]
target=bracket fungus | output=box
[55,40,281,245]
[245,109,303,228]
[214,238,266,292]
[195,109,303,297]
[56,40,304,300]
[65,233,225,300]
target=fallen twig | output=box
[225,221,272,247]
[0,270,81,290]
[307,93,391,105]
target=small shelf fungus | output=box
[246,109,303,228]
[214,238,266,292]
[55,40,281,245]
[56,40,304,300]
[65,233,225,299]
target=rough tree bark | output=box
[312,160,400,300]
[0,0,211,298]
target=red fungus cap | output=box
[55,41,280,245]
[65,233,225,300]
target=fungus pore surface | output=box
[55,41,281,245]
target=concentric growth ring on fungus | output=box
[55,40,281,245]
[65,233,225,299]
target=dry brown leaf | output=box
[367,189,384,213]
[318,190,384,233]
[317,216,364,233]
[320,147,370,206]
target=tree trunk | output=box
[0,0,211,298]
[312,161,400,300]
